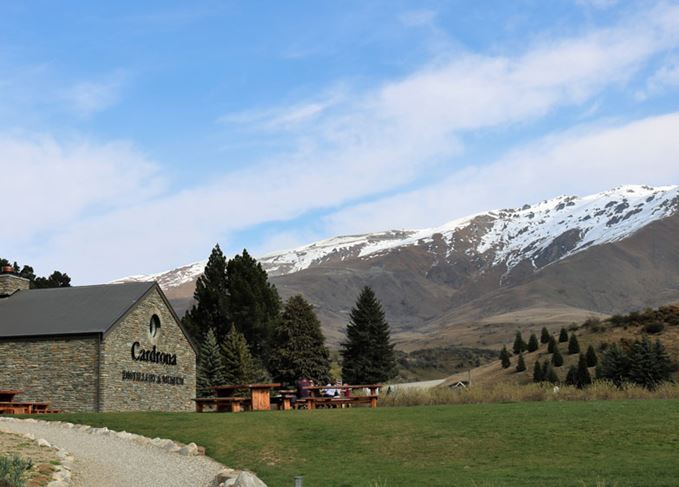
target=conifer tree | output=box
[568,334,581,355]
[628,336,672,390]
[341,287,397,384]
[499,346,511,369]
[545,363,559,384]
[269,295,331,385]
[527,333,539,352]
[515,353,526,372]
[585,345,598,367]
[551,347,564,367]
[513,331,527,355]
[182,244,230,345]
[221,326,261,385]
[196,328,227,397]
[542,360,549,378]
[533,359,543,382]
[559,328,569,343]
[576,353,592,388]
[547,335,557,354]
[540,327,551,344]
[565,365,578,386]
[225,249,281,361]
[599,344,631,387]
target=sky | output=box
[2,0,679,284]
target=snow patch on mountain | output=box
[113,184,679,288]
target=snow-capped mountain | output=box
[116,184,679,288]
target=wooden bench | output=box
[193,397,251,413]
[306,395,379,410]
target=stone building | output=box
[0,269,196,412]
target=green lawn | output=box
[39,400,679,486]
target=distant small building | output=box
[0,268,196,412]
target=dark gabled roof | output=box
[0,282,157,339]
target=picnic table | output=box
[193,383,282,412]
[302,385,382,409]
[0,390,22,402]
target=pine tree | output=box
[513,331,527,355]
[527,333,539,352]
[515,353,526,372]
[576,353,592,388]
[341,287,397,384]
[565,365,578,386]
[269,295,331,385]
[196,328,227,397]
[568,334,580,355]
[499,346,511,369]
[542,360,549,379]
[221,326,261,385]
[545,363,559,384]
[559,328,569,343]
[547,335,557,354]
[182,244,230,345]
[551,347,564,367]
[540,327,551,344]
[599,344,631,387]
[585,345,598,367]
[532,359,543,382]
[226,249,281,362]
[628,336,673,390]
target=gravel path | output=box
[0,420,225,487]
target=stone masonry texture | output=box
[0,274,30,296]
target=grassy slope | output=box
[43,400,679,487]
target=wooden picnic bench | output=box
[193,397,251,413]
[193,383,282,413]
[301,385,382,409]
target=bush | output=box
[499,346,511,369]
[0,455,32,487]
[576,353,592,389]
[585,345,598,367]
[540,327,550,344]
[644,322,665,334]
[545,363,559,384]
[559,328,569,343]
[551,347,564,367]
[533,360,543,383]
[513,332,527,354]
[565,366,578,386]
[547,335,557,354]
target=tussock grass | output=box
[381,380,679,407]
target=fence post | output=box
[294,475,304,487]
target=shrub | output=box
[585,345,598,367]
[516,353,526,372]
[545,363,559,384]
[628,336,673,390]
[540,327,550,344]
[599,344,631,387]
[565,365,578,386]
[527,333,539,352]
[577,353,592,389]
[551,347,564,367]
[0,455,32,487]
[644,322,665,334]
[547,335,557,354]
[568,334,581,355]
[559,328,569,342]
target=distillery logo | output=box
[131,341,178,366]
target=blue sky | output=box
[2,0,679,283]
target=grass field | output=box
[40,400,679,486]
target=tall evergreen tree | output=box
[499,346,511,369]
[341,287,397,384]
[532,359,544,382]
[565,365,578,386]
[547,335,557,354]
[542,360,549,378]
[221,326,261,385]
[513,331,527,354]
[545,363,559,384]
[196,328,227,397]
[225,249,281,361]
[182,245,230,345]
[551,347,564,367]
[568,334,581,355]
[515,353,526,372]
[527,333,539,352]
[628,336,673,390]
[585,345,598,367]
[540,327,551,344]
[269,295,331,385]
[576,353,592,388]
[559,328,569,343]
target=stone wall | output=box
[0,336,99,412]
[99,286,196,412]
[0,274,30,296]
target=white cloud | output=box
[323,112,679,234]
[637,58,679,99]
[62,71,127,117]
